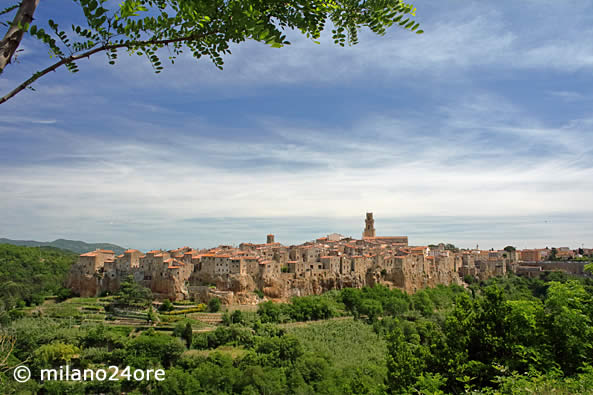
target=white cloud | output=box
[1,96,592,226]
[2,0,593,249]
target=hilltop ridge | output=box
[0,237,126,255]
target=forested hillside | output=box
[0,244,76,318]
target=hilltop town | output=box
[67,213,592,303]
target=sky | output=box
[1,0,593,251]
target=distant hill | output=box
[0,238,126,255]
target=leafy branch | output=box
[0,0,424,104]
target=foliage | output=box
[0,244,76,322]
[5,274,593,393]
[182,322,193,348]
[384,280,593,393]
[114,275,153,306]
[207,297,221,313]
[159,298,174,312]
[257,295,343,323]
[32,341,80,369]
[0,0,423,103]
[125,330,185,368]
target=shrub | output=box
[208,298,221,313]
[159,299,174,312]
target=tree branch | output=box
[0,33,207,105]
[0,0,40,73]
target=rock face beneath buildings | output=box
[259,273,367,300]
[66,271,101,298]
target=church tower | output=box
[363,212,376,238]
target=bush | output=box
[208,298,221,313]
[159,299,174,312]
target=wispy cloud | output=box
[1,0,593,249]
[1,92,592,242]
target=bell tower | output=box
[362,212,376,238]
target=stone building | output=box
[67,213,540,303]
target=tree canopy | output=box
[0,0,423,104]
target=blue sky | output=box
[1,0,593,251]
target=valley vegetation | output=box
[1,244,593,393]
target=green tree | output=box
[159,298,174,312]
[33,342,80,369]
[208,297,221,313]
[116,275,152,306]
[231,309,244,325]
[386,324,425,392]
[0,245,77,311]
[182,321,193,349]
[147,305,156,323]
[126,330,184,368]
[0,0,423,104]
[543,281,593,375]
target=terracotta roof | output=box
[125,249,140,253]
[80,252,98,257]
[168,265,179,270]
